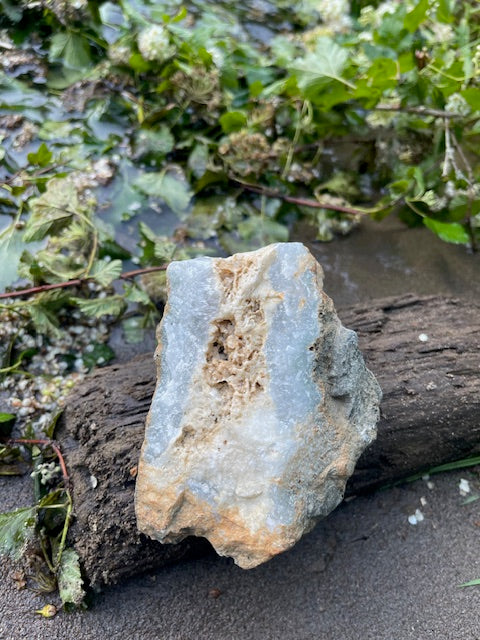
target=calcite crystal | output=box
[135,243,381,568]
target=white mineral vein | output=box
[135,243,381,568]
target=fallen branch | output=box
[56,294,480,588]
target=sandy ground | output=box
[1,470,479,640]
[1,218,479,639]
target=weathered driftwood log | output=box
[57,294,480,588]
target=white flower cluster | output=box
[137,25,174,63]
[108,43,131,66]
[359,1,400,28]
[0,304,109,436]
[316,0,351,32]
[445,93,471,116]
[31,461,61,485]
[427,21,454,43]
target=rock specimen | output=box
[135,243,381,569]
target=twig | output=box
[0,265,168,300]
[230,177,369,217]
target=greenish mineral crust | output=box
[135,243,381,568]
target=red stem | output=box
[6,438,69,486]
[0,265,168,301]
[230,179,368,216]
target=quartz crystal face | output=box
[135,243,381,568]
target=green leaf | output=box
[0,225,36,291]
[82,343,115,370]
[124,285,152,306]
[459,578,480,588]
[24,177,82,242]
[75,296,126,318]
[49,32,92,71]
[188,144,209,179]
[153,239,177,263]
[27,142,53,167]
[134,170,193,217]
[29,305,62,338]
[0,413,16,438]
[129,53,152,73]
[389,179,412,198]
[437,0,454,23]
[219,111,247,134]
[57,547,85,606]
[134,126,175,158]
[43,410,63,439]
[0,506,37,561]
[460,88,480,111]
[290,38,353,93]
[423,218,470,245]
[404,0,429,32]
[90,259,123,287]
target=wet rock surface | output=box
[135,243,381,567]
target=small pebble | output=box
[418,333,429,342]
[408,509,424,525]
[459,478,471,496]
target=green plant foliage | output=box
[74,295,126,318]
[57,547,85,606]
[90,259,123,287]
[0,506,37,561]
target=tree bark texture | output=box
[57,294,480,588]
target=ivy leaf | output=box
[461,88,480,111]
[90,259,123,287]
[57,547,85,606]
[404,0,429,32]
[188,144,209,179]
[219,111,247,134]
[74,296,126,318]
[436,0,454,23]
[49,32,92,70]
[290,38,353,93]
[423,218,470,245]
[27,142,53,167]
[134,126,175,159]
[0,506,37,561]
[24,177,81,242]
[134,170,193,217]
